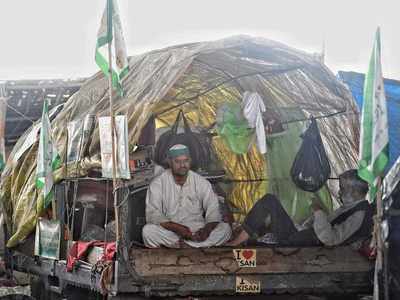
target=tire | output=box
[63,286,99,300]
[29,276,46,300]
[29,276,62,300]
[0,296,35,300]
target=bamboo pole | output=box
[0,84,7,170]
[0,85,7,230]
[376,176,390,300]
[107,3,120,246]
[374,176,386,300]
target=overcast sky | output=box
[0,0,398,80]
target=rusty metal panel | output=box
[116,273,371,297]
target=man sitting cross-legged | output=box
[142,144,231,248]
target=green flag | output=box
[95,0,129,96]
[358,28,389,201]
[36,100,61,208]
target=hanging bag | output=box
[154,111,212,170]
[290,117,331,192]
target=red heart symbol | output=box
[242,250,253,260]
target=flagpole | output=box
[0,84,7,173]
[107,7,120,246]
[358,27,389,300]
[373,176,383,300]
[374,176,390,300]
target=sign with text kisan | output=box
[235,276,261,293]
[233,249,256,267]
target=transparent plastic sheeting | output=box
[1,36,359,247]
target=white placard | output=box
[99,115,130,179]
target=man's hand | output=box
[310,196,323,212]
[193,222,218,242]
[161,222,193,240]
[193,227,210,242]
[176,224,193,240]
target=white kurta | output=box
[143,170,231,248]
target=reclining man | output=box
[227,169,374,247]
[142,144,232,248]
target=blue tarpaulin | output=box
[338,71,400,169]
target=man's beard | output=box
[172,167,189,177]
[340,193,354,205]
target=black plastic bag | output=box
[290,117,331,192]
[154,111,212,170]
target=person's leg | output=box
[242,194,297,241]
[225,228,250,246]
[287,228,321,246]
[185,222,232,248]
[142,224,180,248]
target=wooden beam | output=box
[130,246,372,276]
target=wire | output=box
[155,64,305,117]
[223,178,268,183]
[70,122,87,240]
[116,185,148,208]
[282,108,346,125]
[0,97,35,123]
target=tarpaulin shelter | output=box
[338,71,400,169]
[1,36,360,247]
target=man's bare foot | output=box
[179,239,193,248]
[225,229,250,246]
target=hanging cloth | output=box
[242,92,267,154]
[216,103,254,154]
[67,241,116,271]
